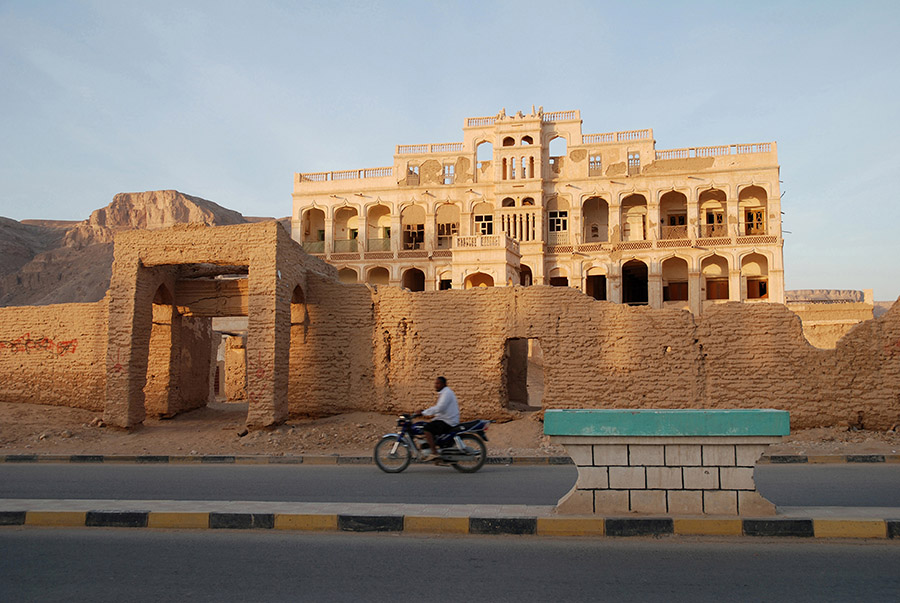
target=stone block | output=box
[574,466,609,489]
[556,488,594,515]
[646,466,683,489]
[628,444,664,466]
[735,444,770,466]
[702,445,736,466]
[564,444,594,466]
[704,491,737,515]
[683,466,718,489]
[630,490,667,514]
[593,444,628,466]
[719,467,755,490]
[667,491,704,515]
[594,490,630,514]
[609,466,646,489]
[665,445,701,466]
[737,491,777,516]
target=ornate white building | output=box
[292,107,783,314]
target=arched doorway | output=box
[465,272,494,288]
[367,267,390,286]
[338,267,358,284]
[622,260,648,305]
[401,268,425,291]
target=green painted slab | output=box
[543,409,789,437]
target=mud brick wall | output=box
[366,286,900,429]
[0,301,108,410]
[289,274,376,417]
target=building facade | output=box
[292,107,784,314]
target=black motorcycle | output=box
[374,413,490,473]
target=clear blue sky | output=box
[1,1,898,299]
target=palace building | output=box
[291,107,783,314]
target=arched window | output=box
[501,197,515,207]
[621,194,647,242]
[502,136,515,147]
[739,186,768,235]
[473,201,494,235]
[366,205,391,252]
[521,135,533,145]
[699,189,727,238]
[435,203,460,249]
[401,205,426,250]
[742,253,769,300]
[701,255,730,300]
[301,208,326,253]
[659,191,688,240]
[662,257,689,302]
[333,206,359,252]
[582,197,608,242]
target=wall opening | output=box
[465,272,494,288]
[401,268,425,292]
[144,283,178,418]
[519,264,533,287]
[622,260,649,305]
[504,338,544,411]
[586,274,607,300]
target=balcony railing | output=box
[547,231,570,246]
[655,142,773,160]
[452,234,520,254]
[465,116,497,127]
[298,167,393,182]
[367,238,391,252]
[661,225,688,240]
[583,129,653,144]
[333,239,358,253]
[701,224,729,238]
[302,241,325,254]
[396,142,464,155]
[542,110,580,122]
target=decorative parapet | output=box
[655,142,774,160]
[395,142,465,155]
[545,409,789,516]
[583,129,653,143]
[542,110,580,122]
[297,167,393,183]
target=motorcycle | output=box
[374,413,490,473]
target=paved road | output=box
[1,529,898,602]
[1,463,899,507]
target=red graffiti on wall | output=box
[0,333,78,357]
[109,349,124,374]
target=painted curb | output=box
[2,453,894,465]
[2,510,899,539]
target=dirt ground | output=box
[0,402,898,457]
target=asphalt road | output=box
[1,463,899,507]
[2,529,898,602]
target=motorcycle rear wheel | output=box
[450,433,487,473]
[374,435,412,473]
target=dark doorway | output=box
[504,338,544,411]
[622,260,648,305]
[586,275,606,300]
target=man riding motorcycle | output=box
[417,376,458,461]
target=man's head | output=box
[434,376,447,392]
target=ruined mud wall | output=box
[0,300,108,410]
[288,274,376,417]
[364,287,900,429]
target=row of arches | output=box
[299,184,770,251]
[337,266,496,291]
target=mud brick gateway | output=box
[545,409,789,515]
[0,221,898,430]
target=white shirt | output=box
[423,386,459,426]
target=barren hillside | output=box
[0,190,283,307]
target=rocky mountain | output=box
[0,190,279,307]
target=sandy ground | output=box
[1,402,898,458]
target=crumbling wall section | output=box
[288,274,376,417]
[0,300,108,410]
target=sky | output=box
[1,0,898,299]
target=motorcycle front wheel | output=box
[374,435,412,473]
[450,433,487,473]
